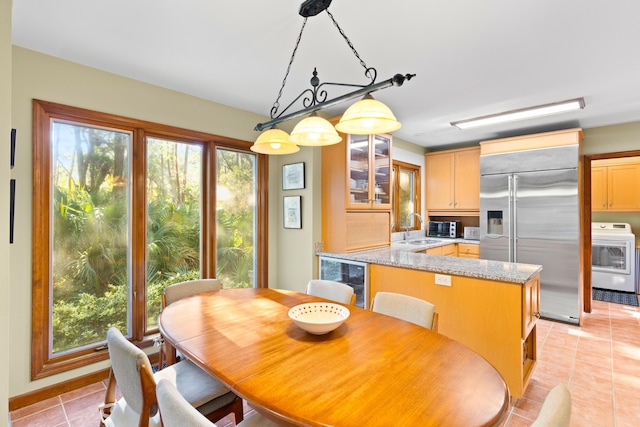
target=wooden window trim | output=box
[31,99,268,379]
[392,160,421,232]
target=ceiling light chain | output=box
[325,8,370,75]
[270,17,309,119]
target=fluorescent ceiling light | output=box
[450,98,585,130]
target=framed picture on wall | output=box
[282,162,305,190]
[283,196,302,229]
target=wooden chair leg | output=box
[204,395,244,424]
[231,395,244,424]
[98,369,118,426]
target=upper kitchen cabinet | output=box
[592,157,640,212]
[322,124,392,253]
[425,146,480,215]
[347,134,392,209]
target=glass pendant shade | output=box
[250,128,300,155]
[335,94,402,135]
[289,114,342,146]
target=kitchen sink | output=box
[409,239,441,245]
[395,239,441,245]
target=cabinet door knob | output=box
[534,312,541,319]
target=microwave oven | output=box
[427,221,461,238]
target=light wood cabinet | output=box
[322,124,392,252]
[369,264,539,398]
[346,134,392,209]
[592,158,640,211]
[423,243,457,256]
[425,146,480,215]
[457,243,480,259]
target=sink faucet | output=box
[404,213,424,240]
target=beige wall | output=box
[583,121,640,155]
[2,1,12,423]
[270,146,323,292]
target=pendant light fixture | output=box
[334,94,401,135]
[250,127,300,155]
[290,112,342,146]
[252,0,415,154]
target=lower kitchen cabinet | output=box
[369,264,539,398]
[423,243,457,256]
[457,243,480,259]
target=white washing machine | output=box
[592,222,636,292]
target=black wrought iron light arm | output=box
[254,71,415,132]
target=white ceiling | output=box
[11,0,640,149]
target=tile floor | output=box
[9,298,640,427]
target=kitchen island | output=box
[318,239,541,398]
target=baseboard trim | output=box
[10,352,160,412]
[9,368,111,411]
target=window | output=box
[391,161,421,232]
[32,100,267,379]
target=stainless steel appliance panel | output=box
[480,173,511,262]
[513,169,580,322]
[479,145,580,175]
[480,145,581,324]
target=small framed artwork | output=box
[283,196,302,229]
[282,162,305,190]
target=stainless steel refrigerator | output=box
[479,145,581,324]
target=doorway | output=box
[584,148,640,312]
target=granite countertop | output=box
[317,237,542,285]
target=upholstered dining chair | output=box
[371,292,438,331]
[158,278,223,369]
[100,327,243,427]
[531,384,572,427]
[156,379,279,427]
[306,279,356,305]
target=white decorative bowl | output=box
[288,303,350,335]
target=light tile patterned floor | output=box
[10,299,640,426]
[502,299,640,427]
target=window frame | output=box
[32,99,268,379]
[391,160,421,232]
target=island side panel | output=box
[370,264,538,398]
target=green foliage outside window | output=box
[51,125,256,353]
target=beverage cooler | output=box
[318,256,369,308]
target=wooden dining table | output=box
[158,288,510,427]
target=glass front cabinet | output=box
[347,134,391,209]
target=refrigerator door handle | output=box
[508,175,513,262]
[513,174,518,263]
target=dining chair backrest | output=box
[163,278,222,308]
[157,379,279,427]
[157,379,213,427]
[159,279,223,370]
[372,292,437,330]
[306,279,355,305]
[530,384,571,427]
[106,327,156,418]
